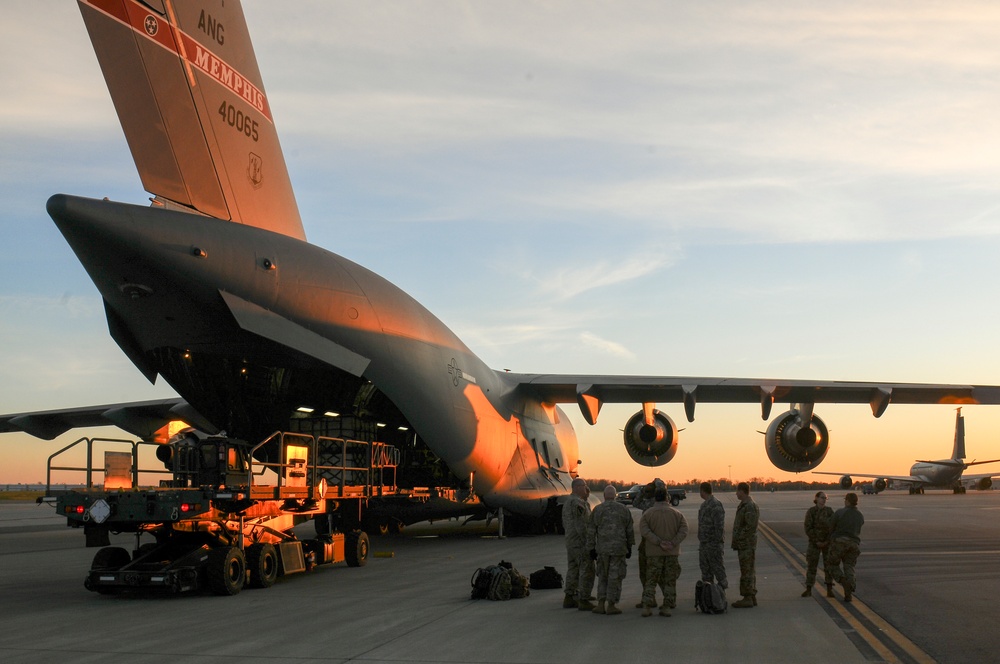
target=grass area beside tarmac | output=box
[0,491,44,502]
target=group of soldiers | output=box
[562,478,865,615]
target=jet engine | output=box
[975,477,993,491]
[764,408,829,473]
[623,408,678,467]
[838,475,853,489]
[873,477,888,493]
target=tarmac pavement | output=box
[0,493,880,664]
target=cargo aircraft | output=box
[815,408,1000,494]
[4,0,1000,531]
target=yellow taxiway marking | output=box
[759,521,934,664]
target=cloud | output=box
[579,331,635,360]
[520,248,682,301]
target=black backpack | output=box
[528,566,563,589]
[695,579,727,614]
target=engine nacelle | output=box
[873,477,888,493]
[764,408,829,473]
[975,477,993,491]
[623,409,678,467]
[839,475,853,489]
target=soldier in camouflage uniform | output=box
[639,487,688,617]
[802,491,835,598]
[632,479,663,608]
[730,481,759,608]
[586,485,635,615]
[697,481,728,590]
[827,492,864,602]
[562,478,596,610]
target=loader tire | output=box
[345,531,369,567]
[247,543,278,589]
[206,546,246,596]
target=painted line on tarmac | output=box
[861,550,1000,556]
[759,521,934,664]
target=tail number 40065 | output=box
[218,101,259,142]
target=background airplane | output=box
[815,408,1000,494]
[4,2,1000,532]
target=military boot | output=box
[826,584,835,598]
[563,593,577,608]
[591,599,606,614]
[731,596,755,608]
[641,606,652,617]
[801,586,811,597]
[659,604,672,617]
[606,602,622,615]
[578,598,595,611]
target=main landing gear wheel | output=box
[246,543,279,589]
[206,546,246,595]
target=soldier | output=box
[730,481,759,608]
[587,485,635,615]
[633,479,662,608]
[697,481,728,590]
[562,478,596,610]
[827,492,865,602]
[802,491,835,598]
[638,487,688,617]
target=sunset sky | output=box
[3,2,1000,486]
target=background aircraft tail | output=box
[78,0,305,240]
[952,407,966,460]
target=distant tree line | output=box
[583,477,843,494]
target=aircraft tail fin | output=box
[952,407,966,460]
[78,0,305,240]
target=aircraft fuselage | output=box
[47,194,577,517]
[908,461,964,489]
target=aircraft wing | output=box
[0,399,216,441]
[961,471,1000,482]
[505,373,1000,424]
[813,471,921,485]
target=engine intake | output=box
[623,409,678,467]
[764,408,829,473]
